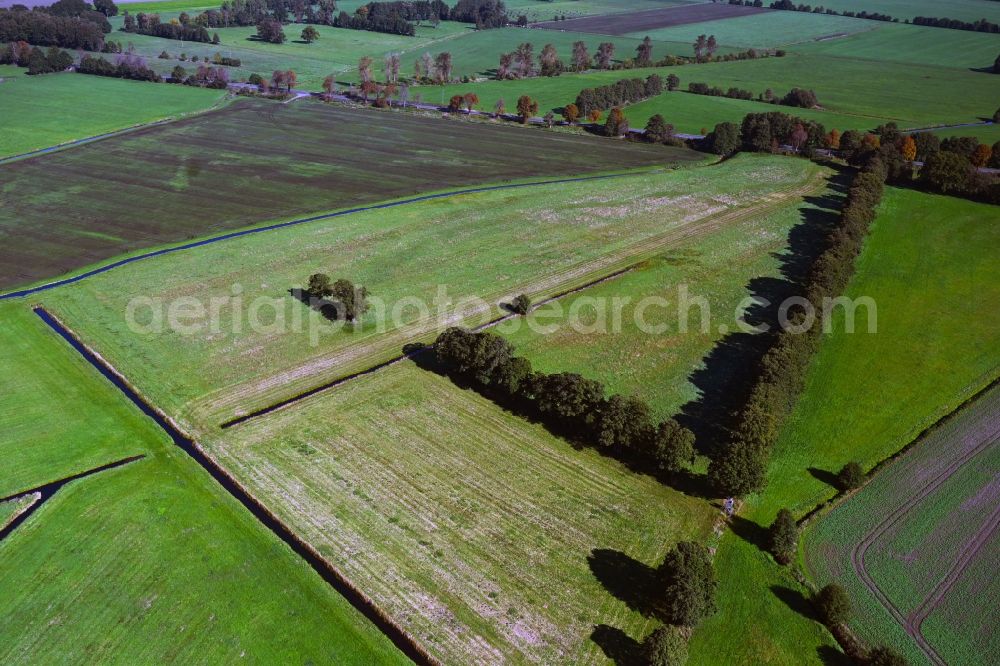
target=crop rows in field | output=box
[804,383,1000,665]
[206,359,718,664]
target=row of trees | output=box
[121,12,213,42]
[707,148,888,496]
[0,42,73,74]
[77,52,160,81]
[0,4,108,51]
[433,327,698,476]
[688,83,818,109]
[749,0,999,33]
[573,74,669,116]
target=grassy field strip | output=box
[203,360,719,663]
[0,72,227,160]
[206,166,829,430]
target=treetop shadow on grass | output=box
[817,645,853,666]
[728,513,770,552]
[409,350,715,497]
[770,584,816,622]
[674,164,851,458]
[588,548,660,618]
[288,287,352,323]
[590,624,641,666]
[808,466,841,490]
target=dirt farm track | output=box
[532,3,770,35]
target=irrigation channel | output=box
[33,307,435,666]
[0,456,143,543]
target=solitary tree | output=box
[510,294,531,315]
[658,541,717,626]
[639,625,688,666]
[666,73,680,91]
[604,107,628,137]
[768,508,798,564]
[463,92,479,113]
[516,95,538,123]
[571,40,590,71]
[307,273,333,299]
[836,461,865,490]
[434,51,452,83]
[494,97,506,117]
[562,102,580,124]
[814,583,852,627]
[596,41,614,69]
[644,114,671,143]
[693,34,707,60]
[300,25,319,43]
[635,36,653,66]
[330,278,369,321]
[706,34,718,59]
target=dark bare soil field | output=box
[532,3,769,35]
[0,98,695,291]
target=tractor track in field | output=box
[850,411,1000,665]
[907,500,1000,660]
[0,456,144,543]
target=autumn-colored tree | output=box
[463,92,479,113]
[862,133,881,150]
[516,95,538,123]
[589,109,602,123]
[571,40,590,71]
[596,42,614,69]
[383,52,400,84]
[604,107,628,137]
[971,143,992,167]
[562,102,580,124]
[358,56,373,84]
[900,135,917,161]
[284,70,296,93]
[321,74,336,98]
[448,94,464,112]
[494,97,506,117]
[360,79,377,102]
[825,129,841,150]
[434,51,452,83]
[789,123,808,150]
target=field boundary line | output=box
[33,306,437,666]
[0,455,145,543]
[0,169,665,302]
[0,93,233,166]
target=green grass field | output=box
[203,359,718,664]
[439,52,1000,133]
[688,187,1000,665]
[0,302,407,664]
[804,384,1000,665]
[626,11,877,49]
[500,163,837,421]
[798,0,1000,22]
[795,21,1000,69]
[35,155,820,437]
[0,71,225,159]
[0,97,684,291]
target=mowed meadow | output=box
[0,98,690,291]
[205,359,718,664]
[0,303,407,664]
[36,155,827,435]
